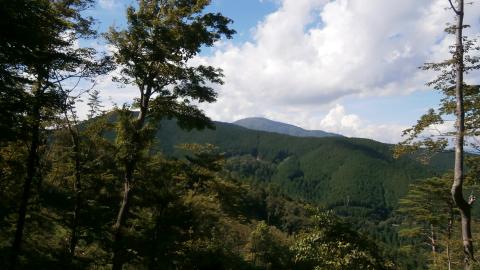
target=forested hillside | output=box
[2,0,479,269]
[0,0,394,269]
[154,118,452,212]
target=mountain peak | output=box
[233,117,340,138]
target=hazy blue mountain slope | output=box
[233,117,340,138]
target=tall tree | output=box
[46,104,116,266]
[0,1,108,268]
[395,1,479,268]
[449,2,475,267]
[0,0,43,142]
[105,1,234,268]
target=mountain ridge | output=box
[152,118,452,212]
[233,117,341,138]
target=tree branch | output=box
[448,0,460,15]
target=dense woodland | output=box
[1,0,480,269]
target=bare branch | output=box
[448,0,460,14]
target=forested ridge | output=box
[1,0,480,269]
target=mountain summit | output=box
[233,117,340,138]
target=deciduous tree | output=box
[105,1,234,268]
[395,1,479,267]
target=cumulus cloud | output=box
[85,0,480,143]
[317,104,406,143]
[191,0,480,142]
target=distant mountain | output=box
[233,117,340,138]
[101,114,451,213]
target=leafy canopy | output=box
[106,0,235,129]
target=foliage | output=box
[291,210,393,270]
[247,221,292,269]
[2,1,476,269]
[105,1,235,268]
[105,0,235,128]
[396,175,456,269]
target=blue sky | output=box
[89,0,278,43]
[86,0,480,143]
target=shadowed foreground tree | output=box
[395,1,480,268]
[105,0,235,268]
[56,92,112,263]
[0,1,110,269]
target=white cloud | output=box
[317,104,406,143]
[192,0,480,142]
[85,0,480,143]
[98,0,119,10]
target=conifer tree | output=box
[396,176,456,269]
[87,89,104,119]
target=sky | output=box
[81,0,480,143]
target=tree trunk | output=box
[112,168,133,270]
[9,83,42,270]
[67,123,82,262]
[450,1,474,269]
[111,89,151,270]
[447,213,453,270]
[431,223,437,266]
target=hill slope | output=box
[233,117,340,138]
[154,119,451,217]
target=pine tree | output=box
[396,175,456,269]
[87,89,104,119]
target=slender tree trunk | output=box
[447,213,453,270]
[111,88,151,270]
[450,1,475,269]
[431,223,437,266]
[9,82,42,270]
[67,123,82,262]
[111,162,133,270]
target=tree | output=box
[58,93,113,263]
[87,89,104,119]
[396,175,456,269]
[0,0,109,268]
[105,1,235,268]
[45,110,117,267]
[247,221,291,269]
[0,0,45,142]
[291,210,392,270]
[395,1,480,268]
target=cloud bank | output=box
[191,0,480,143]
